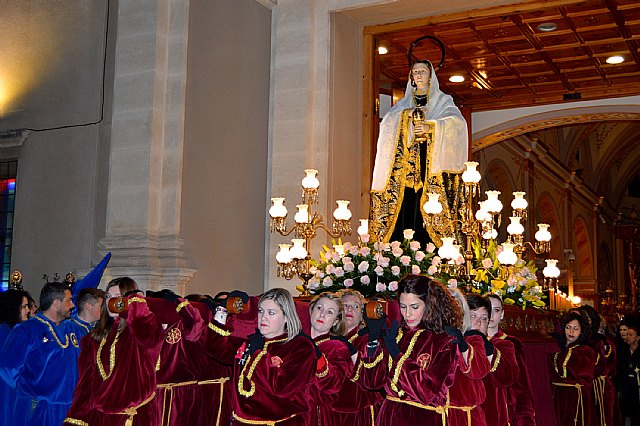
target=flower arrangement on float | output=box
[307,228,546,309]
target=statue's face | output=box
[411,63,431,91]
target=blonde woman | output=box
[204,288,319,425]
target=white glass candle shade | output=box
[294,204,309,223]
[423,193,443,214]
[301,169,320,189]
[269,197,287,218]
[535,224,552,242]
[461,161,481,184]
[497,242,517,265]
[289,239,307,260]
[333,200,352,220]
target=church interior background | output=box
[0,0,639,319]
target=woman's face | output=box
[258,299,286,339]
[20,296,29,321]
[565,319,581,345]
[106,286,122,319]
[341,294,362,331]
[310,297,340,336]
[470,307,490,335]
[488,298,504,332]
[399,293,426,329]
[411,63,431,91]
[620,325,628,339]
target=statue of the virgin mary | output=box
[370,37,468,245]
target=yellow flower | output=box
[475,269,487,283]
[503,298,515,305]
[491,279,505,290]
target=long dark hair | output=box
[91,277,138,341]
[0,290,30,328]
[559,311,590,349]
[398,275,462,332]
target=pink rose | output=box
[454,255,464,266]
[390,241,402,250]
[378,256,390,268]
[427,265,437,275]
[326,265,335,275]
[388,281,398,291]
[349,246,359,256]
[343,262,355,272]
[358,261,369,273]
[482,258,493,268]
[374,266,384,276]
[409,241,420,251]
[322,277,333,287]
[334,267,344,277]
[344,278,354,288]
[415,251,426,261]
[361,234,370,243]
[375,282,387,292]
[432,256,442,266]
[411,265,421,275]
[392,248,404,257]
[391,266,401,276]
[361,275,371,285]
[400,255,411,266]
[359,247,371,256]
[403,229,415,240]
[426,242,436,253]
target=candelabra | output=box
[269,169,353,296]
[422,161,559,283]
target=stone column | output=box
[99,0,194,293]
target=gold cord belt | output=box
[386,395,447,425]
[117,391,156,426]
[232,412,298,425]
[593,376,607,426]
[447,403,477,426]
[552,382,584,425]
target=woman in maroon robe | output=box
[203,288,318,425]
[551,311,596,426]
[447,288,490,426]
[330,289,382,425]
[575,305,619,426]
[467,294,519,426]
[357,274,460,426]
[307,292,354,425]
[486,294,536,426]
[65,277,185,426]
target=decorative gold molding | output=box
[473,112,640,152]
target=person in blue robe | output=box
[0,282,80,426]
[67,287,105,340]
[0,289,31,426]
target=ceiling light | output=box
[449,75,465,83]
[378,46,388,55]
[537,22,558,32]
[606,55,624,64]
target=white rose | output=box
[358,261,369,273]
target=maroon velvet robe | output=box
[328,327,382,426]
[65,296,165,425]
[448,333,490,426]
[551,343,596,426]
[481,332,519,426]
[204,323,317,425]
[358,326,458,426]
[591,336,619,426]
[308,334,354,425]
[504,333,537,426]
[153,301,232,426]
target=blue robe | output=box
[0,314,80,426]
[67,314,95,341]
